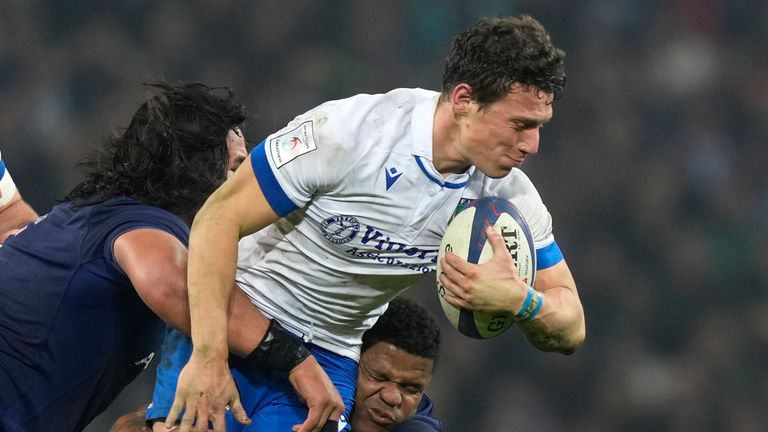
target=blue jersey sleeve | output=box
[250,140,299,217]
[536,240,564,270]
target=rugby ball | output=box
[436,196,536,339]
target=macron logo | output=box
[385,166,403,191]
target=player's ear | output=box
[450,83,474,115]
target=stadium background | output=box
[2,1,766,430]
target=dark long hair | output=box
[65,82,247,216]
[443,15,566,106]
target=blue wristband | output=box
[515,286,543,322]
[525,290,544,321]
[515,286,534,321]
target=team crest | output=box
[269,120,317,168]
[320,215,360,244]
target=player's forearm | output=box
[187,199,242,360]
[0,194,37,233]
[148,280,269,359]
[519,285,585,354]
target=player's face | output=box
[461,85,553,178]
[226,127,248,178]
[351,342,434,432]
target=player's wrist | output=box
[190,342,229,361]
[514,285,543,322]
[246,319,311,373]
[190,314,230,358]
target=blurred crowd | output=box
[2,1,766,431]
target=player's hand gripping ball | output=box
[436,196,536,339]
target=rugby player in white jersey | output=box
[0,150,38,243]
[158,15,586,432]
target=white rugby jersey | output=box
[0,150,19,208]
[237,88,564,360]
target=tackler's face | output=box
[351,342,434,432]
[461,84,553,179]
[226,127,248,178]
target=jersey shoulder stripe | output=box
[536,240,563,269]
[250,140,299,217]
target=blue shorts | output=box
[147,327,357,431]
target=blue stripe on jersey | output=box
[250,140,299,217]
[536,241,564,269]
[413,156,467,189]
[0,158,6,177]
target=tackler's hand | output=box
[289,355,345,432]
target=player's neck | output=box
[432,99,471,177]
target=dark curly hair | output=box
[362,297,442,365]
[442,15,566,106]
[65,82,247,216]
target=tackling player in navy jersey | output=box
[0,150,38,242]
[165,15,586,431]
[353,297,442,432]
[0,83,344,432]
[0,83,246,431]
[113,297,443,432]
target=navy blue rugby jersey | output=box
[391,395,442,432]
[0,196,188,432]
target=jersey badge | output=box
[320,215,360,244]
[269,120,317,168]
[385,166,403,191]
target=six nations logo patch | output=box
[269,120,317,168]
[320,215,360,244]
